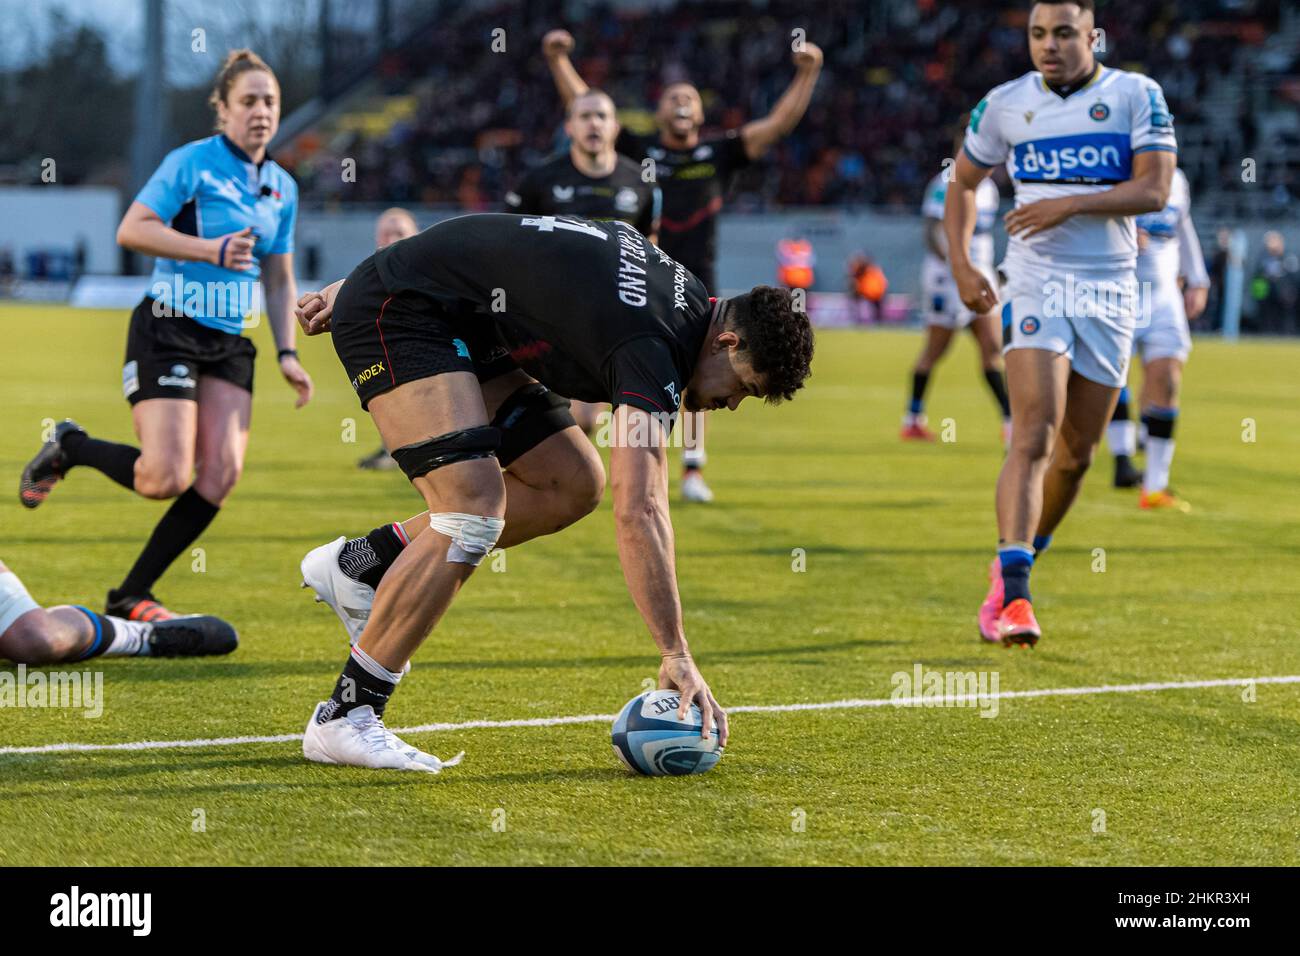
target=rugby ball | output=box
[611,689,723,776]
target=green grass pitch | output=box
[1,302,1298,865]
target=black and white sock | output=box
[74,608,151,658]
[337,523,409,590]
[318,646,404,722]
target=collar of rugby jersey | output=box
[220,133,272,169]
[1041,63,1104,99]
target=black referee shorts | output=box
[122,297,256,405]
[330,256,519,410]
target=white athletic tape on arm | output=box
[428,513,506,566]
[0,571,42,636]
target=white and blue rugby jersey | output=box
[135,134,298,334]
[1135,167,1208,288]
[963,65,1176,269]
[922,172,1000,269]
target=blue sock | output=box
[998,544,1034,605]
[1032,534,1052,555]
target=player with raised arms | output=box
[504,87,661,434]
[1105,166,1208,511]
[946,0,1177,645]
[541,27,822,503]
[902,129,1011,444]
[17,50,312,622]
[294,213,813,772]
[0,558,236,663]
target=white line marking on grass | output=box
[1,675,1296,756]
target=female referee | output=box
[18,49,312,621]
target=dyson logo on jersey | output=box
[1011,133,1131,184]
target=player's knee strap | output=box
[390,426,501,482]
[490,383,575,467]
[0,571,41,636]
[428,512,505,566]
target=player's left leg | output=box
[681,411,712,502]
[967,311,1012,445]
[0,561,236,663]
[107,377,250,619]
[1036,371,1121,540]
[1137,356,1190,511]
[1106,384,1144,488]
[303,370,604,645]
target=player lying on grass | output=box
[293,212,813,772]
[0,558,236,664]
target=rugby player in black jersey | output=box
[505,87,661,433]
[542,27,822,502]
[294,213,813,772]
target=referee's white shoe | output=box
[303,702,463,773]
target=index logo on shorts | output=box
[50,886,151,936]
[1010,132,1131,184]
[1020,316,1041,336]
[350,362,386,391]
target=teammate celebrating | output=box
[1105,166,1208,511]
[294,213,813,772]
[17,50,311,622]
[358,207,422,471]
[542,27,823,502]
[0,558,236,663]
[504,87,662,433]
[946,0,1177,646]
[903,134,1010,443]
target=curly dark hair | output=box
[726,286,815,403]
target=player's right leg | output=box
[0,560,236,663]
[902,324,954,441]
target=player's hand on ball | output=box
[1004,196,1076,238]
[212,226,256,271]
[954,262,998,315]
[659,652,728,747]
[279,353,314,409]
[543,29,574,58]
[793,41,823,70]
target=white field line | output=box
[0,674,1296,757]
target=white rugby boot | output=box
[303,703,463,773]
[301,536,411,674]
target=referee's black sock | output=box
[338,523,409,589]
[114,486,220,599]
[61,431,140,491]
[983,367,1011,419]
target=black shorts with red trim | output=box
[331,256,516,410]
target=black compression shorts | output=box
[330,256,520,410]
